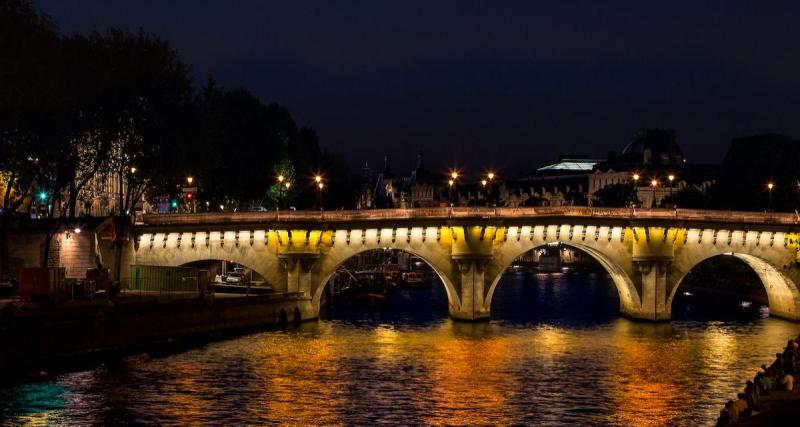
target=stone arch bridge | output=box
[129,207,800,322]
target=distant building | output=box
[590,129,714,207]
[509,155,602,207]
[357,151,441,209]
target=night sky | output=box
[35,0,800,175]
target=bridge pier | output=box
[280,253,318,296]
[449,257,491,321]
[627,259,673,321]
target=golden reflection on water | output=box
[260,331,347,426]
[423,322,515,426]
[4,318,799,426]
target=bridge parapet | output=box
[138,207,800,228]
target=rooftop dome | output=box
[620,129,684,166]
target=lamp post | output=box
[449,171,459,207]
[650,179,658,208]
[631,173,640,207]
[481,179,488,206]
[767,182,774,211]
[277,174,285,208]
[796,181,800,210]
[486,172,495,206]
[667,174,675,202]
[314,175,324,210]
[186,176,196,213]
[448,179,455,207]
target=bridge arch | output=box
[133,237,286,290]
[179,259,268,284]
[310,247,460,316]
[485,241,641,319]
[668,252,800,320]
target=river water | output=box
[1,271,798,426]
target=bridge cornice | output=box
[136,207,800,232]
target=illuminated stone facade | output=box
[129,207,800,322]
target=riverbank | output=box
[0,293,314,376]
[719,332,800,426]
[735,388,800,426]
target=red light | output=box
[186,192,193,200]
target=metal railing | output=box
[139,206,800,227]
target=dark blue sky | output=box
[36,0,800,175]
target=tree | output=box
[711,134,800,212]
[592,183,640,207]
[82,28,193,280]
[0,0,64,278]
[266,156,296,208]
[661,185,712,209]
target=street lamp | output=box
[667,174,675,203]
[650,179,658,208]
[485,171,496,206]
[314,175,324,210]
[130,166,137,174]
[277,175,287,209]
[767,182,775,210]
[448,179,455,207]
[185,176,196,213]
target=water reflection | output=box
[1,271,798,426]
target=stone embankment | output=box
[717,332,800,426]
[0,293,314,375]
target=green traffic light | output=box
[38,192,47,201]
[171,200,178,208]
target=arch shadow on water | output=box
[320,246,625,329]
[671,254,771,322]
[319,249,451,327]
[490,270,621,327]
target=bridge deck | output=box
[138,207,800,228]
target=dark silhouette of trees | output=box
[0,0,66,277]
[661,186,712,209]
[711,134,800,212]
[592,183,639,207]
[0,0,352,279]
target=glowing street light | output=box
[487,172,495,181]
[187,176,194,185]
[314,176,325,210]
[650,179,659,208]
[767,182,775,210]
[38,191,48,202]
[130,166,137,174]
[277,174,285,183]
[481,179,487,187]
